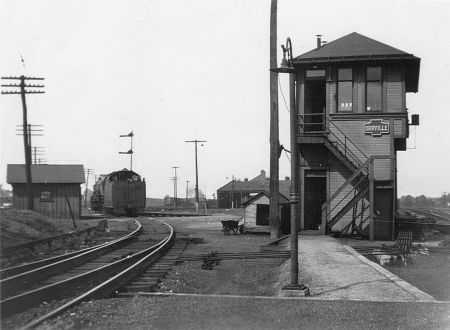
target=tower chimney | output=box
[316,34,322,49]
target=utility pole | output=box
[2,75,45,210]
[185,139,207,213]
[84,168,93,209]
[172,166,179,208]
[185,180,190,202]
[32,146,46,164]
[231,175,236,209]
[269,0,281,238]
[119,131,134,171]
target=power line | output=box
[278,76,290,113]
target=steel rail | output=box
[0,220,142,298]
[1,239,110,279]
[1,220,137,278]
[19,221,175,329]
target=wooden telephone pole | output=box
[185,139,207,213]
[2,75,45,210]
[172,166,179,208]
[269,0,281,238]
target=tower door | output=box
[304,174,327,230]
[304,76,326,132]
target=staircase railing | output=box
[298,114,368,170]
[327,121,368,169]
[298,112,327,133]
[322,159,371,231]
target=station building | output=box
[217,170,290,208]
[290,32,420,240]
[6,164,85,219]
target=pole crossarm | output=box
[1,76,44,80]
[119,131,134,170]
[2,90,45,94]
[2,84,45,88]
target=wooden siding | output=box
[385,66,403,112]
[327,158,354,230]
[244,203,257,226]
[393,118,407,138]
[243,195,269,227]
[12,183,81,219]
[331,119,393,180]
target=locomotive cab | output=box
[101,169,146,216]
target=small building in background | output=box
[242,191,291,234]
[6,164,85,219]
[217,170,291,208]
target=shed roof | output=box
[242,191,290,207]
[293,32,420,92]
[7,164,85,184]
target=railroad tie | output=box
[117,239,188,296]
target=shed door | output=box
[256,204,270,226]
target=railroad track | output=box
[118,247,290,297]
[1,218,175,329]
[140,211,200,217]
[0,219,142,298]
[399,208,450,234]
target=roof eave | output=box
[293,54,418,64]
[293,55,420,93]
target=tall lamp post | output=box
[271,38,306,291]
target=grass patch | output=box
[384,253,450,300]
[0,208,89,249]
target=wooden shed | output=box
[242,192,291,234]
[6,164,85,219]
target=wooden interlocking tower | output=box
[290,33,420,240]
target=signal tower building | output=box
[291,32,420,240]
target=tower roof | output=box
[293,32,420,92]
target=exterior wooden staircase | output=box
[319,121,372,236]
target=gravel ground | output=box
[37,295,450,330]
[156,215,287,296]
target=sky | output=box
[1,0,449,198]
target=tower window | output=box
[366,67,382,112]
[337,68,353,112]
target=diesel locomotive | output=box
[90,169,146,216]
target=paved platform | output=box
[279,235,435,301]
[44,294,450,330]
